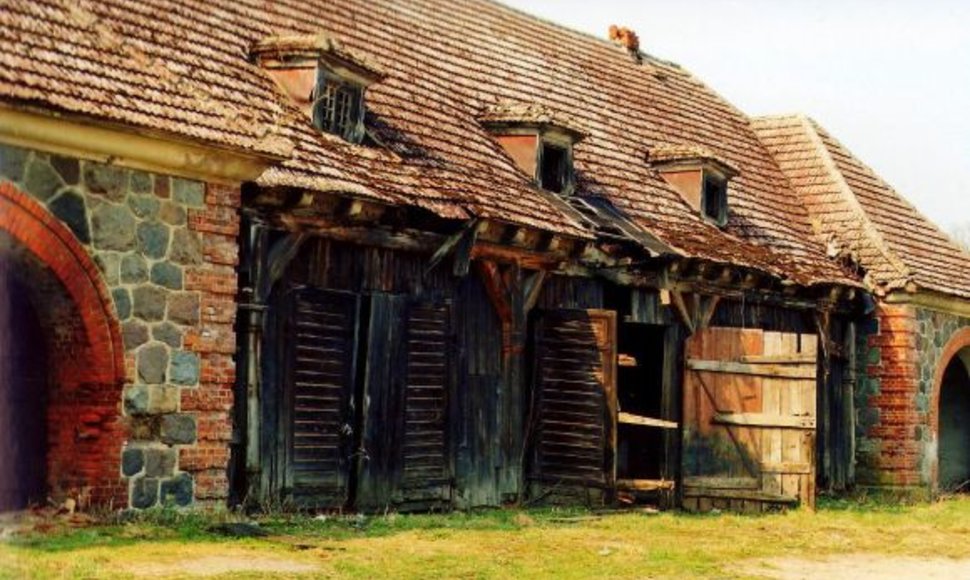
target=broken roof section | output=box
[753,114,970,300]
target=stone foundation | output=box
[0,143,238,508]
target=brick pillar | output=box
[856,303,924,488]
[179,183,239,504]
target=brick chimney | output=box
[608,25,641,61]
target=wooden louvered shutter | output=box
[531,309,617,501]
[284,288,360,508]
[399,300,452,504]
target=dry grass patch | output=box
[2,497,970,578]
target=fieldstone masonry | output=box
[855,302,970,492]
[0,143,238,509]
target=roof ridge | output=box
[805,115,970,261]
[796,114,913,288]
[488,0,680,68]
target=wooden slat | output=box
[682,487,799,503]
[617,412,678,430]
[713,413,816,429]
[741,354,816,364]
[617,479,675,491]
[761,462,812,475]
[683,476,760,490]
[687,359,815,379]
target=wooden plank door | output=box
[357,296,453,511]
[531,309,617,503]
[283,288,360,509]
[682,327,817,511]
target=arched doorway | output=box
[0,261,48,510]
[0,182,126,510]
[938,348,970,491]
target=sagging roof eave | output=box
[0,100,289,184]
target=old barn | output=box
[0,0,968,513]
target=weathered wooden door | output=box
[531,309,617,503]
[398,301,453,504]
[282,288,360,509]
[682,327,817,511]
[357,296,453,510]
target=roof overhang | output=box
[0,104,282,184]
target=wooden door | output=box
[398,301,453,505]
[531,309,617,502]
[282,288,360,509]
[682,327,817,511]
[356,296,453,510]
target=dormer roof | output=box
[479,102,586,143]
[649,144,739,178]
[251,33,385,85]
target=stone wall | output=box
[855,301,970,492]
[0,143,238,508]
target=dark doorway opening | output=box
[615,323,673,497]
[0,264,49,511]
[939,354,970,492]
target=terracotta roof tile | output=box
[753,115,970,299]
[0,0,864,284]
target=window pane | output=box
[314,81,337,133]
[541,143,569,193]
[703,177,726,223]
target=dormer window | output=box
[479,102,584,195]
[650,144,738,227]
[313,72,364,142]
[252,34,384,145]
[538,139,572,194]
[702,172,728,226]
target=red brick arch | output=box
[0,181,126,505]
[930,327,970,490]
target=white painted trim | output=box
[0,106,280,184]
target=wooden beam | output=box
[523,270,547,314]
[687,359,816,379]
[617,412,678,430]
[471,242,562,269]
[683,488,798,504]
[475,260,512,323]
[670,290,695,334]
[617,479,675,492]
[698,295,721,330]
[740,354,816,364]
[683,476,759,490]
[424,218,480,277]
[713,413,816,429]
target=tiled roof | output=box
[0,0,861,284]
[249,0,851,284]
[0,0,292,157]
[753,115,970,299]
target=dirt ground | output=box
[738,555,970,579]
[125,555,320,577]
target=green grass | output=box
[3,496,970,578]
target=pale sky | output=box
[502,0,970,232]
